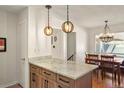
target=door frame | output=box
[17,19,28,88]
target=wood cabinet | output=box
[57,74,74,87]
[30,64,42,88]
[30,72,36,88]
[30,64,57,88]
[42,77,56,88]
[30,64,92,88]
[56,83,68,88]
[30,71,40,88]
[42,69,57,81]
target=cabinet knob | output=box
[58,85,62,88]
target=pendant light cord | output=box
[48,7,50,27]
[104,22,107,34]
[104,20,110,34]
[67,5,69,22]
[45,5,52,28]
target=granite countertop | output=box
[29,58,97,80]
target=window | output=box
[95,32,124,57]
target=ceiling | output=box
[0,5,27,14]
[52,5,124,28]
[1,5,124,28]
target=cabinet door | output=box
[37,75,43,88]
[47,79,56,88]
[30,72,36,88]
[43,79,48,88]
[30,72,39,88]
[43,78,56,88]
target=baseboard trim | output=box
[0,81,18,88]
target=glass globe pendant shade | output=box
[62,21,74,33]
[44,5,53,36]
[44,26,53,36]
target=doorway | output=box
[17,19,28,88]
[67,32,76,61]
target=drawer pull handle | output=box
[32,79,35,82]
[44,72,51,76]
[58,85,62,88]
[59,78,69,83]
[32,67,37,69]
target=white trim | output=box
[0,81,18,88]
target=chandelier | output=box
[99,20,114,43]
[62,5,74,33]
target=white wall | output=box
[75,25,88,62]
[51,29,65,60]
[28,6,51,58]
[28,6,65,58]
[28,6,88,62]
[87,22,124,53]
[0,10,17,87]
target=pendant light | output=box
[44,5,53,36]
[99,20,114,43]
[62,5,74,33]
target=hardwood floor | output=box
[7,83,22,88]
[92,69,124,88]
[7,70,124,88]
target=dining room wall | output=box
[87,22,124,53]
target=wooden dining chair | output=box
[100,55,119,83]
[85,54,99,65]
[85,54,100,80]
[120,61,124,83]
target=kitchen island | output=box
[29,58,97,88]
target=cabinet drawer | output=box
[42,69,56,81]
[57,75,74,87]
[56,83,68,88]
[30,64,40,74]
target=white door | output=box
[17,20,28,87]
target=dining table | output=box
[85,56,124,86]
